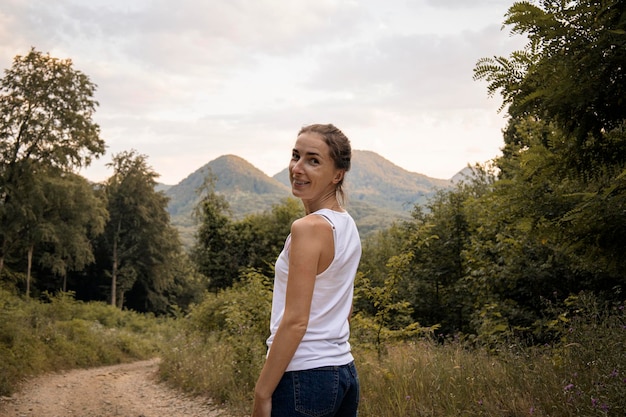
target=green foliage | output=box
[96,149,183,312]
[356,254,439,358]
[0,288,168,397]
[158,279,625,417]
[159,270,272,411]
[476,0,626,173]
[0,48,105,287]
[0,48,104,169]
[36,170,107,292]
[192,172,303,291]
[191,172,238,291]
[462,0,626,342]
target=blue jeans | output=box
[271,361,360,417]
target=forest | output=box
[1,1,625,416]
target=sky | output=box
[0,0,526,185]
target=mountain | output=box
[274,150,450,212]
[167,154,289,218]
[273,150,452,235]
[164,151,455,245]
[165,155,290,245]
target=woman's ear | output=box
[333,170,345,184]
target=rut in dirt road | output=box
[0,358,231,417]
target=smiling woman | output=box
[252,124,362,417]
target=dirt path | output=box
[0,359,232,417]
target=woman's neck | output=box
[302,192,343,215]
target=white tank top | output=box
[266,208,362,371]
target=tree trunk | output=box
[26,244,33,298]
[112,237,118,306]
[111,219,121,307]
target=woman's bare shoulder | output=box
[291,214,332,235]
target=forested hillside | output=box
[167,150,453,244]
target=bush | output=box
[159,270,272,413]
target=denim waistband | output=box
[295,361,355,372]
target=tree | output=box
[0,48,105,279]
[474,0,626,172]
[476,0,626,269]
[192,179,303,292]
[99,150,181,311]
[229,197,303,278]
[36,171,107,293]
[470,0,626,340]
[191,171,236,291]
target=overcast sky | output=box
[0,0,525,184]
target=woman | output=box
[252,124,362,417]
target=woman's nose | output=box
[291,159,304,174]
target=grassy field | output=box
[2,283,624,416]
[158,278,625,416]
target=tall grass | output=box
[161,286,625,417]
[159,270,271,412]
[6,279,620,417]
[358,295,625,416]
[0,287,173,396]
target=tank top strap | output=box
[315,212,336,229]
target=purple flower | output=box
[591,397,599,407]
[564,383,575,391]
[610,369,619,377]
[529,406,535,414]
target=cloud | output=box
[0,0,525,184]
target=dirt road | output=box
[0,358,231,417]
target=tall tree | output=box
[100,150,181,311]
[474,0,626,173]
[0,48,105,278]
[191,172,236,291]
[470,0,626,337]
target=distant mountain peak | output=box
[165,150,461,243]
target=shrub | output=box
[159,269,272,413]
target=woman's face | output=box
[289,131,342,202]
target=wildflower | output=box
[610,369,618,378]
[600,403,609,412]
[478,399,483,406]
[529,406,535,414]
[591,397,599,407]
[405,396,411,401]
[563,383,575,391]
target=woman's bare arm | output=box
[252,215,333,416]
